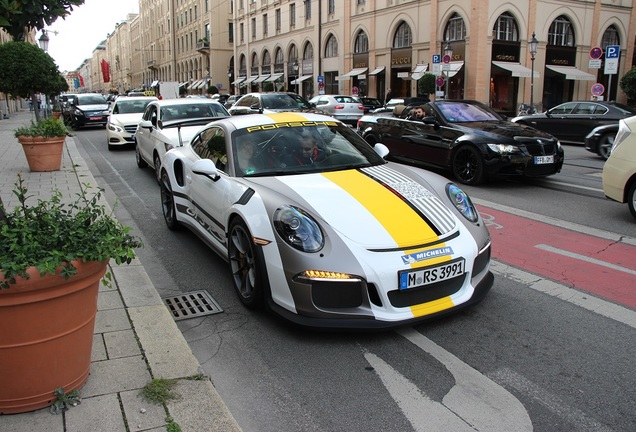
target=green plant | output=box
[140,378,180,404]
[0,175,143,289]
[418,73,436,96]
[14,116,69,138]
[207,84,219,95]
[619,67,636,105]
[166,416,182,432]
[49,387,81,414]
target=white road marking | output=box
[545,180,603,193]
[535,243,636,276]
[491,260,636,329]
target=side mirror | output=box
[139,120,153,130]
[374,143,390,159]
[191,159,220,182]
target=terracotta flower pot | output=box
[52,112,62,120]
[18,135,66,172]
[0,260,107,414]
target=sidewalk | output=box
[0,111,241,432]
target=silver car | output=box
[308,94,365,126]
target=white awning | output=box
[178,82,188,88]
[336,67,368,80]
[231,77,246,85]
[446,61,464,78]
[266,73,284,81]
[193,79,207,89]
[368,66,385,76]
[254,75,270,83]
[150,80,159,87]
[291,75,312,85]
[546,65,596,81]
[243,76,258,84]
[411,64,429,80]
[492,61,538,78]
[189,79,203,89]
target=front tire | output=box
[452,145,485,185]
[136,144,148,168]
[597,133,614,160]
[628,181,636,219]
[153,153,162,184]
[160,170,180,230]
[228,219,266,309]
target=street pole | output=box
[444,41,453,100]
[529,32,538,113]
[293,59,299,95]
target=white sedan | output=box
[135,99,230,182]
[159,112,494,329]
[106,96,157,150]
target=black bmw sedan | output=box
[357,100,564,185]
[511,100,636,143]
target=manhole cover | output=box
[163,290,223,321]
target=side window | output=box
[573,103,596,115]
[593,105,608,115]
[192,127,228,171]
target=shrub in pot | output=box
[0,175,143,414]
[14,117,70,172]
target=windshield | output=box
[77,95,107,105]
[437,101,502,123]
[161,103,229,121]
[262,94,312,110]
[232,121,385,177]
[113,99,153,114]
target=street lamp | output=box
[444,41,453,99]
[227,67,233,94]
[38,30,50,51]
[529,32,538,114]
[293,59,299,95]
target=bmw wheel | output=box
[598,133,615,160]
[452,145,485,185]
[160,170,180,230]
[228,219,265,309]
[136,144,148,168]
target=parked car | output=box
[585,123,618,160]
[106,96,157,150]
[356,97,383,113]
[372,96,430,114]
[224,95,239,109]
[64,93,109,129]
[135,99,230,182]
[158,112,493,328]
[228,92,328,116]
[511,101,636,143]
[358,100,564,185]
[602,116,636,219]
[308,94,365,125]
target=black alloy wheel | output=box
[452,145,485,185]
[228,219,265,309]
[598,133,615,160]
[160,170,180,230]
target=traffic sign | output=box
[606,45,620,59]
[591,83,605,96]
[432,54,441,64]
[590,47,603,59]
[589,59,602,69]
[436,76,445,87]
[442,54,451,64]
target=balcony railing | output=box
[147,59,157,70]
[196,40,210,54]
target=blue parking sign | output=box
[432,54,441,64]
[606,45,620,59]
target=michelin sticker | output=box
[402,246,453,265]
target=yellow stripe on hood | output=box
[264,112,309,123]
[322,170,438,247]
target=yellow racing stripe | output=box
[410,296,455,317]
[322,170,438,247]
[264,112,308,123]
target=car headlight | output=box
[74,109,84,116]
[487,143,520,154]
[274,205,324,252]
[446,183,479,223]
[107,123,124,132]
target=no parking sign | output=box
[591,83,605,96]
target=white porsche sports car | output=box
[160,112,493,328]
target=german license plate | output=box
[398,258,465,290]
[89,116,101,121]
[534,155,554,164]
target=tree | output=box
[0,41,69,120]
[0,0,84,41]
[619,67,636,105]
[207,85,219,95]
[418,73,436,97]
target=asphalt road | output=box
[74,128,636,432]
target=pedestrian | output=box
[385,88,394,104]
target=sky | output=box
[41,0,139,72]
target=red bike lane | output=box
[476,205,636,309]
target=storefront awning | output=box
[150,80,159,87]
[411,64,429,80]
[189,79,203,89]
[243,76,258,84]
[368,66,385,76]
[336,67,368,80]
[254,75,270,83]
[492,61,538,78]
[231,77,246,85]
[446,61,464,78]
[266,73,284,82]
[546,65,596,81]
[290,75,312,85]
[178,82,188,88]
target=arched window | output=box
[393,22,412,48]
[444,13,466,41]
[548,15,574,47]
[289,45,298,63]
[325,34,338,58]
[303,42,313,60]
[602,25,620,48]
[354,30,368,53]
[275,47,284,65]
[239,54,246,72]
[262,50,271,70]
[251,52,259,70]
[493,12,518,42]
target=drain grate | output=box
[163,290,223,321]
